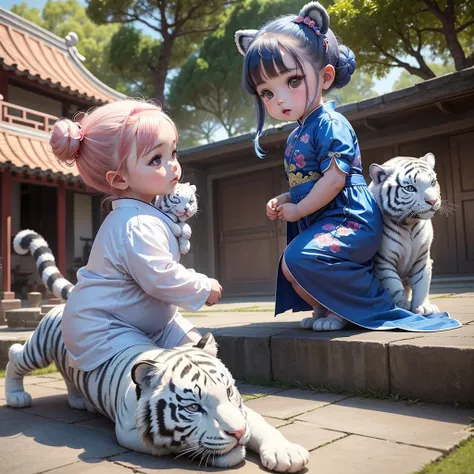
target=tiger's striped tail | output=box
[13,229,74,300]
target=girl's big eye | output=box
[288,76,303,88]
[149,155,162,166]
[260,90,274,100]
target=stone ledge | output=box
[1,322,472,405]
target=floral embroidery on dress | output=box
[294,154,306,169]
[313,221,361,253]
[288,170,320,188]
[285,145,292,157]
[300,133,310,144]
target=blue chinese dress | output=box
[275,101,460,331]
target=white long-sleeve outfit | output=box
[62,198,211,371]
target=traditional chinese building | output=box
[0,7,125,297]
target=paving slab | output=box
[45,460,135,473]
[0,410,129,474]
[296,397,473,451]
[13,385,101,424]
[244,389,348,420]
[74,416,116,434]
[277,421,348,451]
[389,336,474,404]
[305,434,442,474]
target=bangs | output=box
[244,35,304,90]
[122,110,178,163]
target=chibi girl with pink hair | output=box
[49,100,222,371]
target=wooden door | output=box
[216,168,284,295]
[450,131,474,273]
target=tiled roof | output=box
[0,8,126,104]
[0,126,80,181]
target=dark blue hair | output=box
[242,15,356,158]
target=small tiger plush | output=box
[6,230,309,472]
[155,182,197,255]
[368,152,442,315]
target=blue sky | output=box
[0,0,399,94]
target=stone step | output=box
[202,324,474,406]
[5,308,42,329]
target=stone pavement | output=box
[1,373,472,474]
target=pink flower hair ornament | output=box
[294,15,329,52]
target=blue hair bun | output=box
[333,44,356,89]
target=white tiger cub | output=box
[6,230,309,472]
[155,182,197,255]
[369,152,441,315]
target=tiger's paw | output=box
[312,313,348,331]
[68,394,96,412]
[6,390,32,408]
[415,303,440,316]
[259,441,309,472]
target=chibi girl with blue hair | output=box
[235,2,460,332]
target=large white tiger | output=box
[368,152,442,315]
[5,230,309,472]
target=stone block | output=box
[211,326,286,380]
[41,304,59,315]
[6,308,42,328]
[389,336,474,405]
[0,298,21,324]
[48,297,62,305]
[0,291,15,300]
[271,329,397,393]
[0,338,27,370]
[27,291,42,307]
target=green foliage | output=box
[392,62,456,90]
[327,70,377,104]
[11,0,129,93]
[329,0,474,79]
[86,0,237,104]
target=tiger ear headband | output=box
[234,2,330,56]
[234,29,258,56]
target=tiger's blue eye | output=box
[185,403,201,413]
[404,185,416,192]
[431,179,437,187]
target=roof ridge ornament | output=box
[65,32,85,62]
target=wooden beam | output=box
[1,170,12,292]
[57,183,66,275]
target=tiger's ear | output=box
[421,152,435,169]
[194,332,218,357]
[132,360,163,388]
[234,29,258,56]
[189,184,197,193]
[369,164,392,185]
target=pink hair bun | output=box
[50,119,82,164]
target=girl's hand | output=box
[266,198,279,220]
[266,193,291,220]
[206,278,223,306]
[277,203,301,222]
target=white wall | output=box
[74,193,92,259]
[8,85,62,117]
